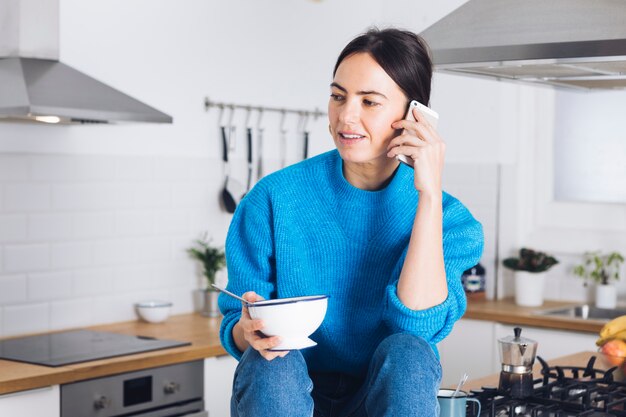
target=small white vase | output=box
[514,271,546,307]
[596,284,617,309]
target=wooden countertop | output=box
[0,297,609,396]
[464,295,605,333]
[463,351,617,391]
[0,313,226,395]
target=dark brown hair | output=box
[333,27,433,107]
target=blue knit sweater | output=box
[219,149,484,376]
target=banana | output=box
[600,315,626,339]
[597,329,626,346]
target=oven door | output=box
[61,361,206,417]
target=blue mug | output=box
[437,389,481,417]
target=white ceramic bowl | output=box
[135,300,173,323]
[248,295,329,351]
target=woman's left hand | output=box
[387,107,445,195]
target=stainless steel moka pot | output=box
[498,327,538,398]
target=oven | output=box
[61,360,207,417]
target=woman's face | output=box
[329,52,408,166]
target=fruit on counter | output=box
[600,339,626,365]
[599,315,626,340]
[597,329,626,347]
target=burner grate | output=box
[470,356,626,417]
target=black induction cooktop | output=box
[0,329,191,367]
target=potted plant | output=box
[188,235,226,317]
[503,248,559,307]
[573,251,624,309]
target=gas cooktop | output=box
[0,329,190,367]
[470,356,626,416]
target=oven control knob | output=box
[164,382,180,394]
[94,395,111,410]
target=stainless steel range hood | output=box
[0,0,172,124]
[420,0,626,90]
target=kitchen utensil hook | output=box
[256,109,264,131]
[279,110,288,167]
[217,104,226,127]
[256,109,265,181]
[227,104,236,151]
[245,106,253,129]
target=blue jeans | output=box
[230,333,442,417]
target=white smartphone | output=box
[396,100,439,168]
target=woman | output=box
[219,27,484,417]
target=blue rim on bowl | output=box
[136,300,173,308]
[250,295,329,308]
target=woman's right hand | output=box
[238,291,289,361]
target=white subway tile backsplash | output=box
[116,157,154,181]
[188,209,211,231]
[28,213,73,240]
[0,215,28,242]
[133,184,171,208]
[172,236,194,260]
[53,183,135,210]
[4,244,49,272]
[72,267,114,296]
[92,294,136,324]
[159,261,197,288]
[93,239,134,265]
[114,265,159,291]
[4,184,51,211]
[30,155,115,182]
[28,270,73,300]
[155,210,189,234]
[0,275,27,304]
[51,242,92,268]
[3,303,49,336]
[115,211,155,236]
[131,237,170,263]
[153,158,192,181]
[50,298,94,329]
[169,286,195,314]
[171,184,210,208]
[0,155,30,181]
[188,158,213,181]
[0,154,222,331]
[73,212,115,238]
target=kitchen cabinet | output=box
[438,319,599,387]
[204,355,238,417]
[438,319,496,387]
[0,385,60,417]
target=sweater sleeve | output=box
[218,191,276,361]
[382,197,484,344]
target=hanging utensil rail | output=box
[204,97,326,119]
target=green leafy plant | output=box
[503,248,559,273]
[573,251,624,286]
[187,235,226,290]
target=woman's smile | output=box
[338,130,367,145]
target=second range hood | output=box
[420,0,626,90]
[0,0,172,124]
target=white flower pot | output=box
[514,271,546,307]
[596,284,617,309]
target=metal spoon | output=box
[452,373,468,397]
[211,284,250,305]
